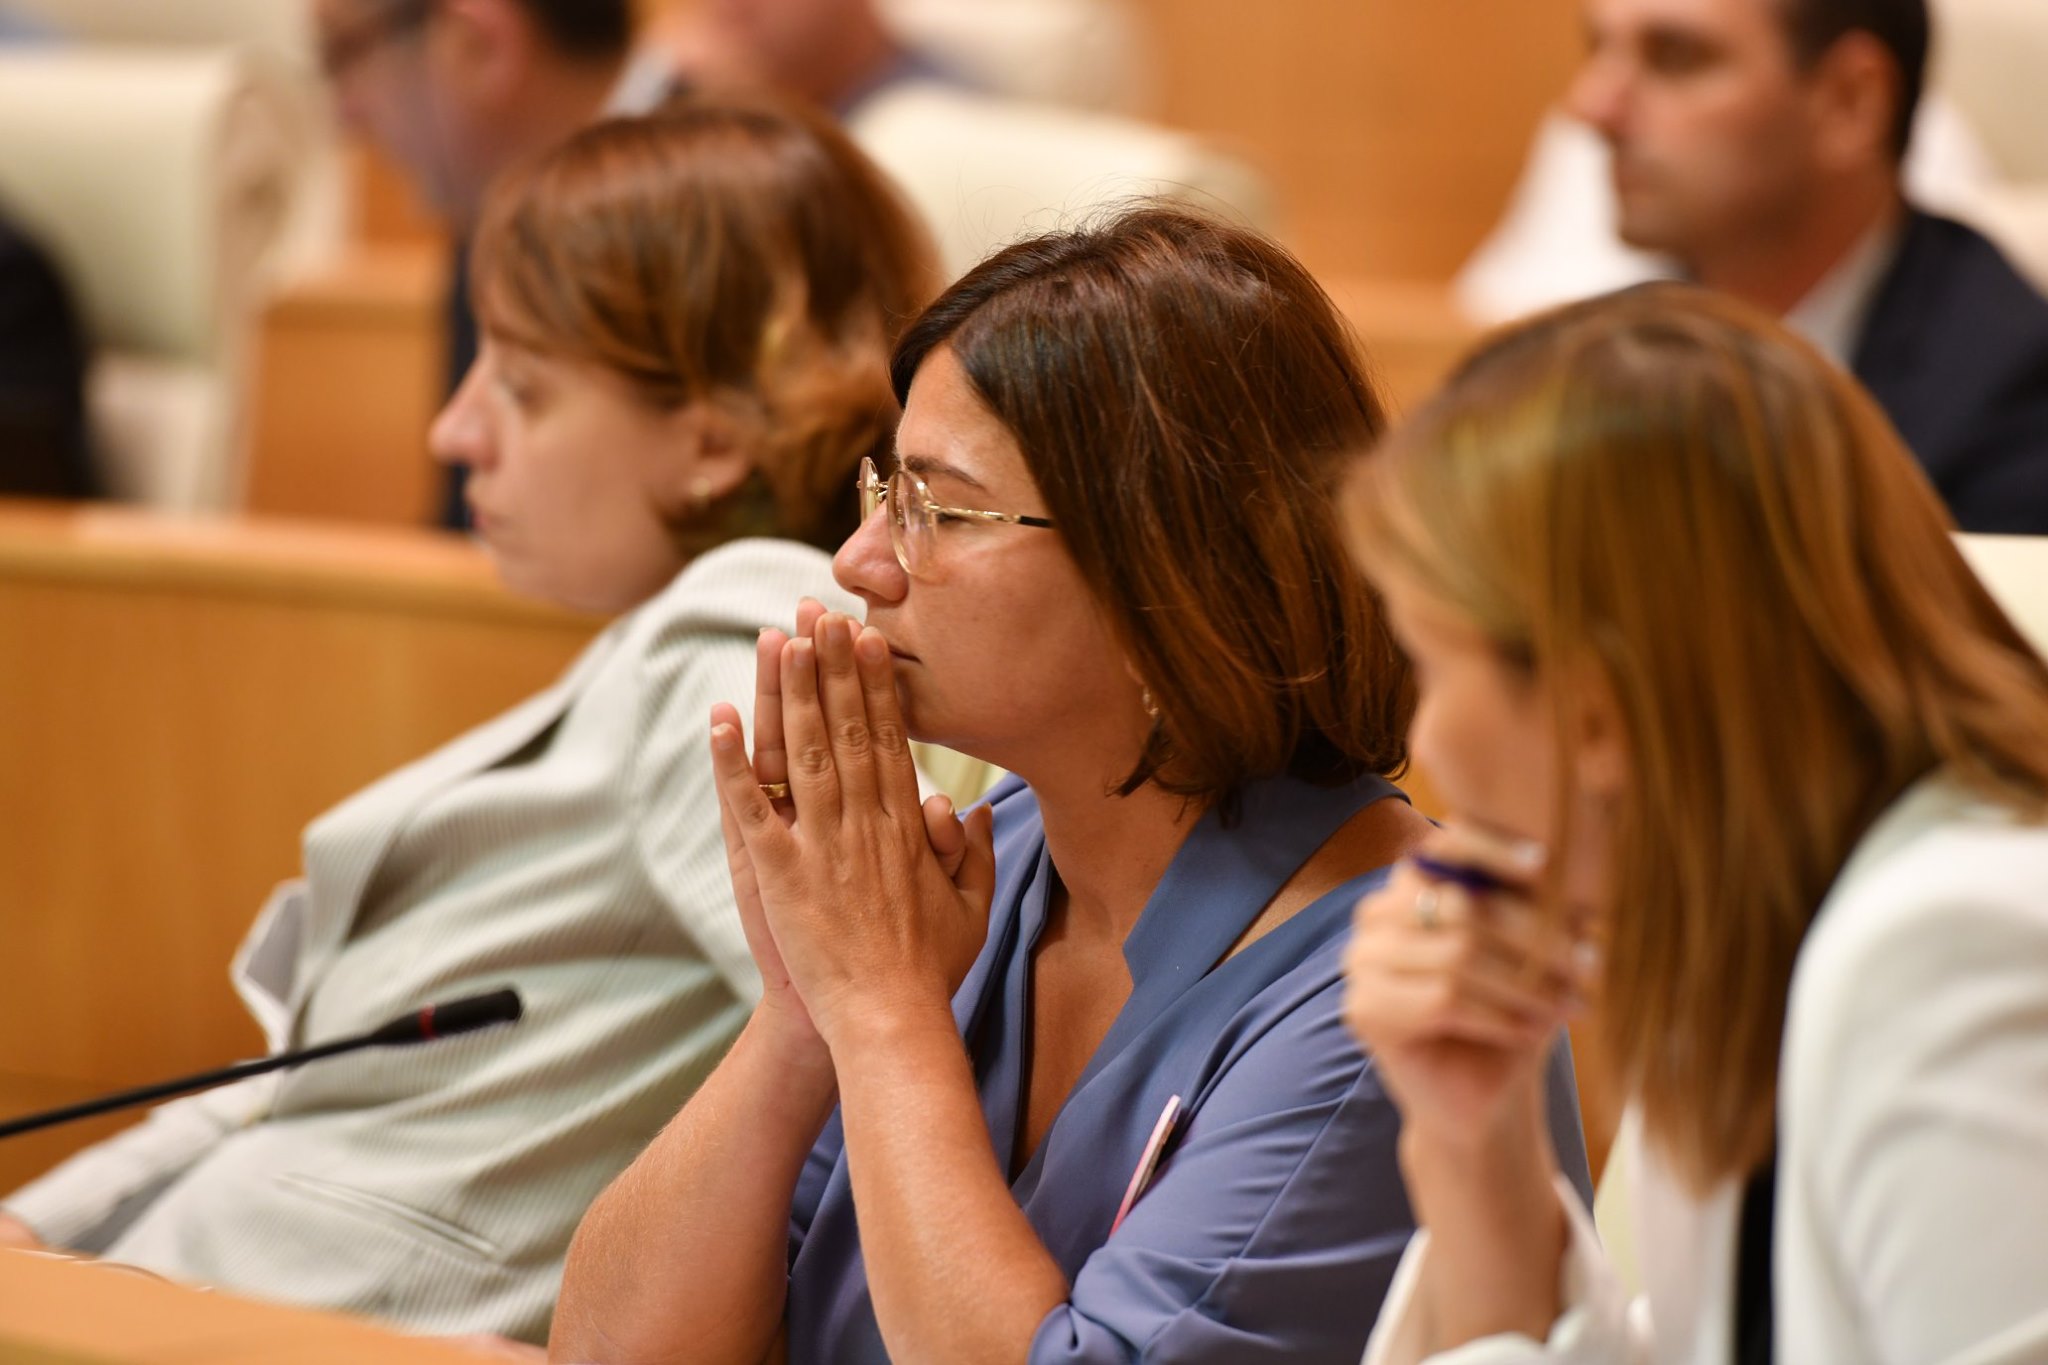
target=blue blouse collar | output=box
[954,771,1402,1079]
[1088,771,1400,1076]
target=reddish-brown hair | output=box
[472,90,935,551]
[892,204,1414,810]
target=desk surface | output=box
[0,1248,498,1363]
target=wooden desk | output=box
[0,1248,503,1363]
[0,503,598,1191]
[243,244,449,526]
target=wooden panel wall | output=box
[244,244,448,523]
[1129,0,1584,282]
[0,504,597,1191]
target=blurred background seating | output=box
[0,0,1587,523]
[846,81,1271,282]
[1935,0,2048,291]
[1958,533,2048,657]
[0,43,329,511]
[880,0,1152,112]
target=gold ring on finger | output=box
[1414,883,1443,931]
[758,781,791,800]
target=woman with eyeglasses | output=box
[1343,285,2048,1363]
[0,93,930,1345]
[550,205,1592,1365]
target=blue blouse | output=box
[783,773,1592,1363]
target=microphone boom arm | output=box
[0,989,522,1141]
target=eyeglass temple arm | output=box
[933,506,1056,529]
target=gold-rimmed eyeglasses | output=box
[857,455,1055,576]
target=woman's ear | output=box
[1807,30,1900,174]
[1567,662,1630,802]
[653,400,756,513]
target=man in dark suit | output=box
[1567,0,2048,533]
[0,209,93,499]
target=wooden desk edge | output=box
[0,501,600,629]
[0,1248,506,1364]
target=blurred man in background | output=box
[313,0,653,525]
[650,0,957,119]
[1568,0,2048,532]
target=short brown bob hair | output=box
[1348,283,2048,1188]
[891,204,1414,809]
[472,90,934,552]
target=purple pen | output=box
[1409,851,1511,894]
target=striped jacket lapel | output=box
[286,630,620,1025]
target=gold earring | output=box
[688,475,714,514]
[1140,685,1161,720]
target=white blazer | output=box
[2,538,854,1343]
[1365,773,2048,1365]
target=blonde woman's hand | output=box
[1342,824,1594,1151]
[709,612,997,1053]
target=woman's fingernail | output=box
[710,724,737,751]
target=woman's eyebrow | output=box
[897,453,989,490]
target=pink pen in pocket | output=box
[1109,1093,1184,1236]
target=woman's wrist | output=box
[1399,1086,1569,1344]
[1398,1080,1559,1221]
[746,1001,838,1091]
[815,990,961,1067]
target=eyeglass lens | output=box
[859,457,921,575]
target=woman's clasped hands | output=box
[708,601,997,1061]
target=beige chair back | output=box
[847,82,1272,283]
[1934,0,2048,290]
[1957,533,2048,657]
[880,0,1152,113]
[0,47,322,509]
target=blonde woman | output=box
[1343,283,2048,1363]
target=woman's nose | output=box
[833,502,908,604]
[429,361,492,469]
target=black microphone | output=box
[0,989,523,1141]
